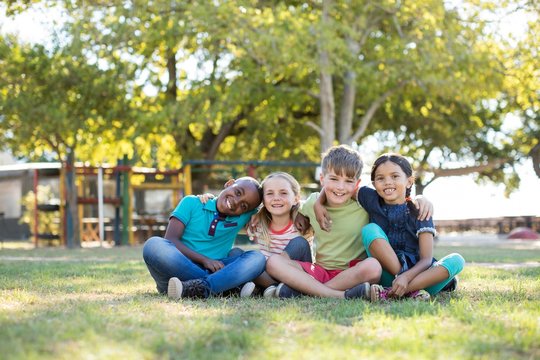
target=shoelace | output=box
[379,287,390,300]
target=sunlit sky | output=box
[1,4,539,221]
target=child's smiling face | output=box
[320,168,360,207]
[217,179,261,215]
[262,176,299,219]
[372,161,414,205]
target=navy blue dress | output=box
[358,187,436,272]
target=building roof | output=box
[0,163,62,179]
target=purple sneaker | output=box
[370,284,390,302]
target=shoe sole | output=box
[263,285,277,298]
[275,283,284,298]
[450,276,459,292]
[167,277,183,300]
[361,282,370,299]
[370,284,384,302]
[240,282,256,297]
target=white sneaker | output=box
[263,285,277,298]
[167,277,183,300]
[240,282,256,297]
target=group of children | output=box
[142,145,465,302]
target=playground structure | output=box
[33,162,185,247]
[0,159,320,247]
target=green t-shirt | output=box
[301,192,369,270]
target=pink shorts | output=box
[296,259,361,283]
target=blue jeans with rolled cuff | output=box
[361,223,465,295]
[142,236,266,295]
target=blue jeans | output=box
[362,223,465,295]
[142,236,266,295]
[229,236,313,262]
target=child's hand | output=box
[313,192,332,232]
[413,195,433,221]
[197,193,215,204]
[247,214,260,240]
[202,258,225,272]
[389,274,409,297]
[294,213,311,234]
[246,222,258,242]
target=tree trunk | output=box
[166,50,177,101]
[65,150,80,248]
[414,179,426,196]
[531,142,540,178]
[319,0,335,153]
[338,69,356,144]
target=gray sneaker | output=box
[344,282,371,300]
[263,285,278,298]
[276,283,302,298]
[167,277,210,299]
[240,282,256,297]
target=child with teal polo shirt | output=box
[142,177,266,299]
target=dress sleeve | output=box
[358,186,379,212]
[416,217,436,237]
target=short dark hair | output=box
[236,176,263,203]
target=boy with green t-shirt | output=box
[266,145,382,299]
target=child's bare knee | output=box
[266,254,282,274]
[364,258,382,281]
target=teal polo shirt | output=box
[170,196,256,259]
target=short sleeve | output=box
[170,196,202,225]
[299,192,317,218]
[416,217,436,237]
[358,186,380,213]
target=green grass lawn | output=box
[1,241,539,360]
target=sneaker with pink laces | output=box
[406,289,431,301]
[370,285,431,302]
[370,284,390,302]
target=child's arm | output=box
[197,193,215,203]
[388,232,434,297]
[164,217,225,273]
[413,196,433,221]
[356,186,434,221]
[313,190,332,232]
[294,213,311,234]
[246,213,259,241]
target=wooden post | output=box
[33,169,39,247]
[97,167,104,246]
[184,164,192,195]
[121,155,130,246]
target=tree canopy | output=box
[1,0,538,192]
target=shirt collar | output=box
[203,198,219,213]
[203,198,235,220]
